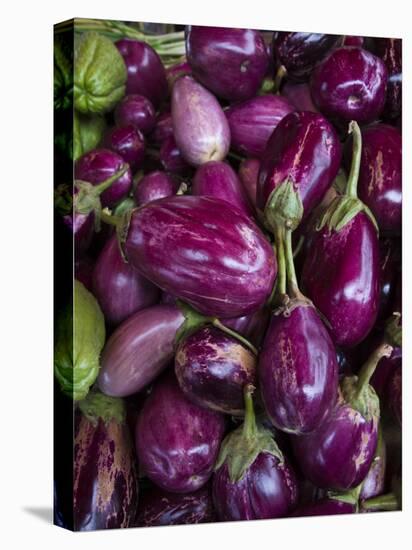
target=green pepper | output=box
[73,110,106,160]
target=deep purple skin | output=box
[359,437,387,501]
[302,212,380,348]
[150,111,173,146]
[370,347,401,400]
[281,82,319,112]
[75,149,132,208]
[344,36,365,47]
[65,211,94,254]
[160,135,191,175]
[92,235,160,327]
[75,255,94,291]
[166,60,192,89]
[376,238,401,324]
[273,32,342,82]
[292,499,356,517]
[123,195,277,318]
[115,39,168,108]
[292,398,378,491]
[257,111,342,217]
[175,326,256,415]
[186,26,268,102]
[310,46,388,124]
[225,95,294,158]
[238,158,260,208]
[104,126,145,171]
[259,304,338,434]
[387,366,402,426]
[213,452,298,521]
[136,373,225,493]
[135,485,215,527]
[171,76,230,167]
[114,94,156,135]
[74,412,138,530]
[223,307,270,348]
[98,304,184,397]
[134,170,178,207]
[375,38,402,120]
[192,161,254,219]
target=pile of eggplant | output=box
[54,20,402,530]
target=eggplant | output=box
[150,111,173,146]
[292,499,356,517]
[115,39,168,108]
[387,366,402,426]
[175,326,256,415]
[135,485,214,527]
[114,94,156,135]
[104,126,145,171]
[136,372,225,493]
[212,386,298,520]
[375,38,402,120]
[166,60,192,89]
[223,306,270,348]
[310,46,388,124]
[238,158,260,208]
[65,211,94,254]
[376,238,401,324]
[92,235,160,326]
[192,161,254,218]
[281,82,318,112]
[74,391,138,530]
[159,135,191,175]
[273,32,342,82]
[359,429,387,502]
[171,76,230,167]
[225,95,294,158]
[134,170,179,207]
[370,346,401,400]
[120,195,277,318]
[186,26,268,102]
[301,122,380,347]
[75,255,94,292]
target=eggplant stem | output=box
[274,226,286,296]
[284,227,299,292]
[346,121,362,199]
[212,319,258,356]
[100,209,121,228]
[355,341,394,399]
[273,65,287,93]
[361,492,399,512]
[91,164,129,195]
[242,385,257,440]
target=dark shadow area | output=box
[22,507,53,524]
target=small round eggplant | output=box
[104,126,145,171]
[171,75,230,167]
[311,46,388,124]
[134,170,178,207]
[292,499,356,517]
[225,95,294,158]
[114,94,156,135]
[281,82,319,112]
[238,158,260,208]
[186,26,268,102]
[159,135,191,175]
[175,326,256,415]
[150,111,173,146]
[375,38,402,120]
[136,372,225,493]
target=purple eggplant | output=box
[166,59,192,89]
[136,372,225,493]
[238,158,260,208]
[186,26,268,102]
[92,235,159,326]
[376,238,401,323]
[159,135,191,175]
[223,307,270,349]
[301,122,380,347]
[75,255,94,291]
[114,94,156,135]
[66,211,95,254]
[175,326,256,415]
[370,346,401,400]
[375,38,402,120]
[171,76,230,167]
[74,391,138,530]
[387,366,402,426]
[135,485,214,527]
[150,111,173,146]
[311,46,388,124]
[212,386,298,520]
[360,429,387,502]
[121,195,277,318]
[225,95,294,158]
[104,126,145,171]
[115,39,168,108]
[134,170,179,207]
[192,161,254,218]
[273,32,342,82]
[292,499,356,517]
[281,82,319,112]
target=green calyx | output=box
[316,195,378,233]
[214,386,283,483]
[328,483,363,509]
[79,390,126,426]
[264,180,304,234]
[384,312,402,348]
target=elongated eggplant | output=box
[375,38,402,120]
[74,391,138,530]
[134,170,179,207]
[121,195,277,317]
[186,26,268,102]
[238,158,260,207]
[136,372,225,493]
[104,126,145,171]
[114,94,156,135]
[225,95,294,158]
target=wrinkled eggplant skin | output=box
[175,326,256,415]
[302,212,380,348]
[223,306,270,348]
[98,305,184,397]
[360,438,387,501]
[213,452,298,521]
[134,170,178,207]
[238,158,260,208]
[292,400,378,491]
[281,82,319,112]
[135,485,215,527]
[74,412,138,530]
[114,94,156,135]
[387,366,402,426]
[136,373,225,493]
[225,95,294,158]
[259,304,338,434]
[311,47,388,124]
[124,196,277,318]
[186,26,268,102]
[193,161,254,218]
[291,499,355,517]
[258,111,341,216]
[104,126,145,171]
[115,39,168,108]
[273,32,342,81]
[375,38,402,120]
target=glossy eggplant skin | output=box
[257,111,341,217]
[375,38,402,120]
[66,211,94,254]
[238,158,260,208]
[123,195,277,318]
[370,346,401,400]
[281,82,319,112]
[135,485,215,527]
[359,435,386,501]
[136,373,225,493]
[301,212,380,348]
[310,47,388,124]
[223,306,270,348]
[104,126,145,171]
[292,499,355,517]
[134,170,178,207]
[225,95,294,158]
[186,26,268,102]
[175,326,256,415]
[159,136,192,176]
[192,161,254,218]
[273,32,342,81]
[213,452,298,521]
[98,305,185,397]
[114,94,156,135]
[259,304,338,434]
[376,238,401,324]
